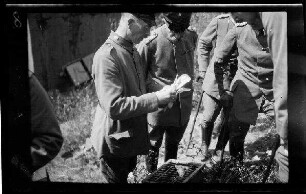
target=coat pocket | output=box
[106,129,133,156]
[108,130,131,140]
[106,119,137,157]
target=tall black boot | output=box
[145,148,159,173]
[215,122,230,151]
[229,140,244,163]
[164,142,179,162]
[200,122,214,158]
[228,119,249,164]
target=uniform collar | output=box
[109,31,134,54]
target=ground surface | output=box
[46,82,278,184]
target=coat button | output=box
[266,77,269,81]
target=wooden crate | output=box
[142,159,204,183]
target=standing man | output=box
[90,13,177,183]
[197,13,241,160]
[137,12,196,173]
[232,11,288,183]
[235,11,306,184]
[213,13,275,163]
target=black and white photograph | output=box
[2,2,306,192]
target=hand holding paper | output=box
[167,74,192,109]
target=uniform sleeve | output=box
[214,27,237,61]
[197,17,218,72]
[214,27,238,93]
[137,38,158,92]
[93,50,159,121]
[262,12,288,140]
[136,40,151,79]
[30,75,63,171]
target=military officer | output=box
[213,15,275,163]
[137,12,196,173]
[90,13,177,183]
[197,13,241,160]
[235,11,306,184]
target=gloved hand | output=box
[220,90,233,108]
[155,85,177,107]
[195,71,206,82]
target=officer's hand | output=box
[220,91,233,108]
[155,85,177,107]
[196,71,206,82]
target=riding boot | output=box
[215,122,230,151]
[229,140,244,163]
[164,142,179,162]
[200,122,214,157]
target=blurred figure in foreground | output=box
[27,20,64,182]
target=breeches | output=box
[200,92,224,145]
[148,123,187,161]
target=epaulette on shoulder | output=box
[101,42,115,56]
[145,32,158,45]
[105,42,114,50]
[235,22,247,27]
[216,14,230,19]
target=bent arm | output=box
[214,28,237,94]
[197,17,218,73]
[93,54,159,121]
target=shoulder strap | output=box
[145,32,158,46]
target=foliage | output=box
[47,79,278,184]
[200,157,277,183]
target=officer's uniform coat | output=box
[90,31,159,159]
[215,23,274,125]
[261,12,288,140]
[137,24,197,127]
[197,14,238,100]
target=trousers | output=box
[148,123,187,161]
[100,155,137,183]
[200,92,224,147]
